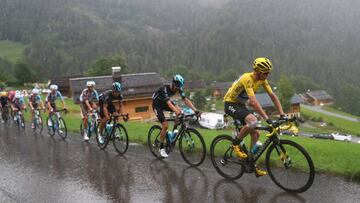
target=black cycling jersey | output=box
[152,84,186,106]
[99,90,123,117]
[0,96,9,106]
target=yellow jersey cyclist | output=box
[28,88,45,129]
[152,75,201,158]
[79,81,99,141]
[224,57,285,177]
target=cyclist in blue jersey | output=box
[46,85,67,115]
[152,75,201,158]
[11,91,26,122]
[80,81,99,141]
[28,88,45,129]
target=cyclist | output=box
[223,57,285,177]
[28,88,45,129]
[79,81,99,141]
[11,91,26,122]
[0,91,9,121]
[152,74,201,158]
[46,85,67,126]
[98,82,124,142]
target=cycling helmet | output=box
[32,88,40,94]
[253,57,273,73]
[86,81,96,87]
[8,90,15,96]
[15,90,21,98]
[0,91,7,97]
[112,82,122,92]
[50,84,58,90]
[172,74,185,89]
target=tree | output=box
[192,90,206,110]
[0,58,14,83]
[14,62,37,85]
[277,75,295,112]
[86,56,128,76]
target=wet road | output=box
[0,125,359,202]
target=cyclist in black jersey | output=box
[152,75,201,158]
[98,82,124,136]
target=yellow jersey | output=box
[224,72,273,103]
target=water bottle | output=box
[171,129,178,142]
[167,131,177,143]
[251,141,263,155]
[106,123,113,134]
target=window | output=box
[135,106,149,113]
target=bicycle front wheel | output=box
[46,117,55,136]
[179,128,206,167]
[265,139,315,193]
[210,135,244,179]
[34,116,43,134]
[58,118,67,139]
[113,123,129,155]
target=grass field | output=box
[0,40,26,63]
[301,107,360,136]
[18,97,360,181]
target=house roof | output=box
[69,72,164,102]
[184,80,206,90]
[212,82,233,90]
[305,90,333,100]
[256,93,303,108]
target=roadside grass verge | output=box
[21,98,360,181]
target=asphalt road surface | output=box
[0,124,359,202]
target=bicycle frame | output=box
[165,114,198,147]
[232,118,296,163]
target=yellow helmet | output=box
[0,91,7,97]
[253,57,273,73]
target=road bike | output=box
[46,109,68,139]
[148,113,206,167]
[210,116,315,193]
[96,113,129,155]
[80,110,100,141]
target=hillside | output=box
[0,40,26,63]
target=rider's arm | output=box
[85,100,92,111]
[58,91,66,109]
[268,92,285,116]
[103,103,110,119]
[248,96,269,120]
[183,97,197,112]
[167,100,181,115]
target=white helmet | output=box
[15,90,21,98]
[50,84,58,90]
[32,88,40,94]
[86,81,96,87]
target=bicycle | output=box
[46,109,68,139]
[210,116,315,193]
[1,104,10,123]
[96,113,129,155]
[32,108,44,134]
[80,110,100,141]
[147,113,206,167]
[14,109,25,129]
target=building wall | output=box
[122,98,155,120]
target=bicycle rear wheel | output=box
[147,125,162,158]
[179,128,206,167]
[113,123,129,155]
[57,118,67,139]
[210,135,244,179]
[265,139,315,193]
